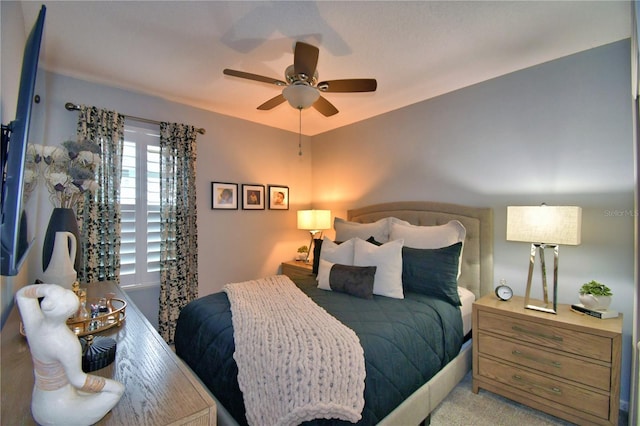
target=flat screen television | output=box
[1,5,46,276]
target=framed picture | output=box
[211,182,238,210]
[242,184,265,210]
[268,185,289,210]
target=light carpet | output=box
[430,371,628,426]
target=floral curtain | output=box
[75,106,124,283]
[158,122,199,344]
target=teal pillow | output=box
[401,242,463,306]
[312,238,324,274]
[366,236,382,246]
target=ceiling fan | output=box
[223,41,377,117]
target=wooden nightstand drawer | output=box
[478,356,610,420]
[478,310,612,362]
[478,333,611,391]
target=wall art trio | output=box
[211,182,289,211]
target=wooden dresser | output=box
[472,295,622,426]
[281,260,314,280]
[1,281,216,425]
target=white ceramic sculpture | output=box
[16,284,124,426]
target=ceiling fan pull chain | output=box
[298,108,303,156]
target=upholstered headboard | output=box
[347,201,494,299]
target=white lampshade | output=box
[507,205,582,246]
[283,84,320,109]
[297,210,331,231]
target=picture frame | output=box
[211,182,238,210]
[242,184,265,210]
[268,185,289,210]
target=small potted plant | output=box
[579,280,612,311]
[296,245,309,261]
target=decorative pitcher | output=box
[41,231,77,289]
[43,207,81,272]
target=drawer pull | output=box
[512,325,563,342]
[512,350,562,368]
[512,375,562,395]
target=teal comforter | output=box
[175,276,463,425]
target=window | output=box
[119,124,161,287]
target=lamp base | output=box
[524,243,559,314]
[525,304,557,314]
[304,230,321,263]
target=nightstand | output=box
[281,260,314,280]
[472,294,622,426]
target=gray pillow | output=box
[329,264,377,299]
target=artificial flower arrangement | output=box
[579,280,612,296]
[28,139,101,210]
[296,245,309,260]
[578,280,613,311]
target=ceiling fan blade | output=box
[293,42,319,80]
[313,96,339,117]
[257,94,286,110]
[223,69,286,86]
[317,79,377,93]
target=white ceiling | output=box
[19,1,631,136]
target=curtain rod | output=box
[64,102,206,135]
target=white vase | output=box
[579,294,612,311]
[41,232,77,289]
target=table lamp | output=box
[506,205,582,314]
[297,210,331,263]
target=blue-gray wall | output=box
[311,39,635,409]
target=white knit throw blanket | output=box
[224,275,365,426]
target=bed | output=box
[175,201,493,425]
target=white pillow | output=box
[353,238,404,299]
[334,217,390,243]
[389,217,410,226]
[317,237,356,286]
[389,220,466,249]
[317,259,335,290]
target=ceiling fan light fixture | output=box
[283,84,319,109]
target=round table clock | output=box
[495,283,513,301]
